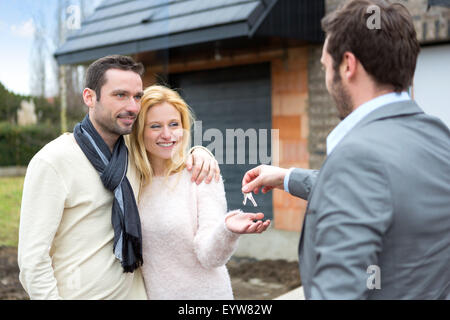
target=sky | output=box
[0,0,102,96]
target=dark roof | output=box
[55,0,324,65]
[428,0,450,7]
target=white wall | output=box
[414,44,450,128]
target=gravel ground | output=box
[0,246,301,300]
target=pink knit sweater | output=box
[138,168,240,300]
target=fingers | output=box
[190,147,220,184]
[243,212,270,234]
[248,212,264,221]
[262,186,274,194]
[190,158,204,182]
[243,165,287,194]
[259,220,271,233]
[248,219,270,233]
[195,159,209,184]
[242,176,263,194]
[206,159,220,184]
[205,161,215,184]
[245,220,263,233]
[227,212,270,234]
[214,160,221,182]
[186,153,193,171]
[242,166,261,187]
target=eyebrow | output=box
[147,119,180,124]
[111,89,128,95]
[111,89,144,96]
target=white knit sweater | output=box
[138,168,240,300]
[18,133,147,300]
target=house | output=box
[410,0,450,128]
[55,0,325,260]
[55,0,450,260]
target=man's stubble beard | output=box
[330,72,354,121]
[93,103,135,139]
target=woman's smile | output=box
[157,141,177,148]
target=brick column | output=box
[271,47,310,232]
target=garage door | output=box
[170,63,273,218]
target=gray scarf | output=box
[73,114,143,273]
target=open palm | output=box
[226,211,271,234]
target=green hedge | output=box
[0,123,61,166]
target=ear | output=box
[83,88,96,109]
[341,51,357,81]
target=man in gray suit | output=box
[242,0,450,299]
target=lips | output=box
[157,141,176,148]
[117,114,136,126]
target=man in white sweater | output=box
[18,55,219,300]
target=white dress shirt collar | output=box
[326,91,411,156]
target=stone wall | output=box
[307,0,450,169]
[307,45,338,170]
[326,0,450,42]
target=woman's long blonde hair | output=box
[126,85,194,189]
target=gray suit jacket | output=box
[288,100,450,299]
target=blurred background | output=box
[0,0,449,300]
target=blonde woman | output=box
[127,85,270,300]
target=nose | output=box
[126,97,140,115]
[161,125,172,139]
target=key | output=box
[243,192,258,207]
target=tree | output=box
[29,8,47,98]
[55,0,89,132]
[28,0,98,132]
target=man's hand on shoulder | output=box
[187,146,220,184]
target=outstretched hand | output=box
[225,211,271,234]
[242,165,288,195]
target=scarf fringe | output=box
[122,233,144,273]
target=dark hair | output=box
[321,0,420,92]
[84,55,145,100]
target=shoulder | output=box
[32,133,77,160]
[321,137,391,192]
[29,132,83,172]
[180,168,226,196]
[327,137,384,169]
